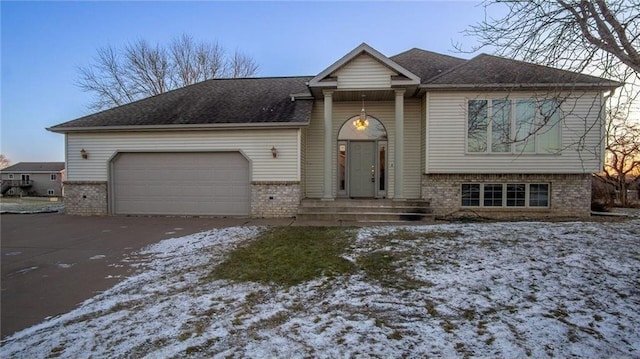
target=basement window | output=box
[461,183,550,208]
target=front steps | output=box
[297,198,434,223]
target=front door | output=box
[349,141,376,198]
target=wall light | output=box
[80,148,88,159]
[271,146,278,158]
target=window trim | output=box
[47,189,55,196]
[50,174,57,181]
[466,98,563,155]
[461,183,550,208]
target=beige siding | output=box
[66,129,300,182]
[334,54,396,89]
[305,99,422,199]
[426,91,604,174]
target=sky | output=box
[1,1,490,164]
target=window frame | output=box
[461,183,550,208]
[50,174,57,181]
[466,98,562,155]
[47,189,55,196]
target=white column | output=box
[394,89,405,200]
[323,90,334,200]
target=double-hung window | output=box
[467,99,561,154]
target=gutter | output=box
[46,121,310,134]
[419,82,621,91]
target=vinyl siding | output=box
[426,91,604,174]
[66,129,300,182]
[305,99,422,198]
[334,54,396,89]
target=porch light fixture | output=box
[271,146,278,158]
[353,94,369,131]
[80,148,88,159]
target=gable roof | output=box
[424,53,620,88]
[49,77,314,132]
[308,43,420,87]
[390,48,467,85]
[1,162,65,173]
[48,45,620,132]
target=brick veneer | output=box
[63,181,108,216]
[251,181,300,218]
[422,173,592,219]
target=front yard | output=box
[0,197,64,214]
[1,220,639,358]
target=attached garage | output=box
[111,152,250,216]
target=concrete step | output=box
[297,199,434,223]
[296,211,435,222]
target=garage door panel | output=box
[112,152,250,215]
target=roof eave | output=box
[47,121,310,134]
[419,82,621,91]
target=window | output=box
[467,99,561,154]
[467,100,488,152]
[507,184,526,207]
[8,174,14,179]
[51,174,57,181]
[529,184,549,207]
[483,184,503,207]
[462,184,480,206]
[461,183,550,208]
[47,189,55,196]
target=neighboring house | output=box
[0,162,65,197]
[48,43,619,218]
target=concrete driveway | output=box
[1,213,294,338]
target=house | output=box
[1,162,65,197]
[48,43,619,218]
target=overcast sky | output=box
[1,1,490,163]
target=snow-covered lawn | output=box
[2,220,639,358]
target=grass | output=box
[208,227,357,287]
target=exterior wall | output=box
[64,181,108,215]
[422,173,591,218]
[251,181,300,218]
[1,172,63,196]
[333,54,396,89]
[425,91,604,174]
[304,99,422,199]
[66,129,300,182]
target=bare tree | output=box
[228,50,259,78]
[78,34,259,111]
[603,116,640,205]
[0,154,10,169]
[460,1,639,75]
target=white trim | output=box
[309,43,420,88]
[47,121,309,134]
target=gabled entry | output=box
[338,116,388,198]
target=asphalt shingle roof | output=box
[426,53,613,86]
[390,48,467,84]
[1,162,65,173]
[50,77,314,130]
[49,48,618,131]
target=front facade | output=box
[49,44,618,218]
[1,162,66,197]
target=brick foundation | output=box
[251,181,300,218]
[63,181,108,216]
[422,173,591,219]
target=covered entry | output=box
[111,152,250,215]
[338,116,388,198]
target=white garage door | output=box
[112,152,250,216]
